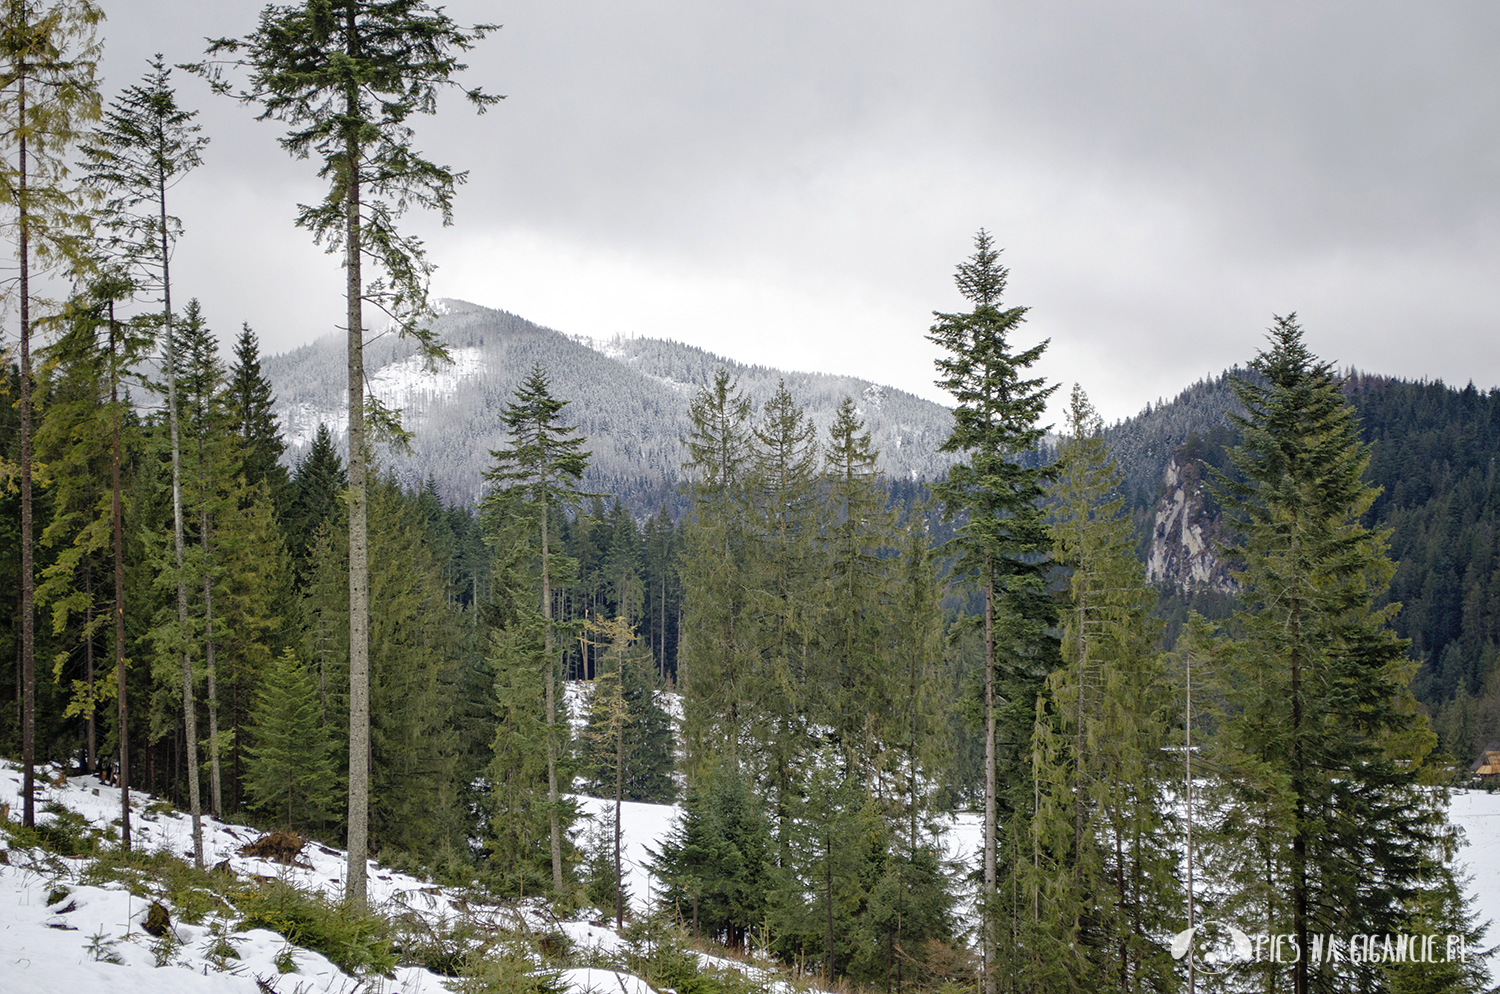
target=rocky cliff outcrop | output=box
[1146,455,1236,593]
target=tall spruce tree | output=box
[820,397,896,777]
[482,363,591,896]
[1209,316,1480,993]
[747,380,823,865]
[484,491,575,898]
[203,0,498,906]
[80,55,209,852]
[678,370,754,773]
[927,230,1057,992]
[178,299,236,819]
[0,0,102,829]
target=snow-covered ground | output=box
[5,758,1500,994]
[0,762,656,994]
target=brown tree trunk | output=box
[109,302,131,850]
[201,512,222,819]
[163,163,202,864]
[982,554,996,994]
[344,34,371,903]
[18,78,35,829]
[543,488,563,894]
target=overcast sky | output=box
[39,1,1500,424]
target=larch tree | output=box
[0,0,101,830]
[927,230,1056,994]
[202,0,498,906]
[1029,385,1177,992]
[33,277,146,789]
[482,362,592,896]
[35,271,145,846]
[581,612,635,929]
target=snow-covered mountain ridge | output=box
[262,300,957,511]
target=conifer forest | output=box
[2,4,1498,994]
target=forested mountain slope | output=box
[262,299,958,513]
[263,303,1500,754]
[1111,368,1500,756]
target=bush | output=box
[0,803,107,857]
[451,943,571,994]
[236,879,397,977]
[80,846,230,924]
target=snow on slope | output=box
[0,761,648,994]
[283,345,489,450]
[6,756,1499,994]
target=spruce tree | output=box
[245,647,337,832]
[212,479,293,815]
[649,759,772,950]
[927,230,1057,991]
[203,0,498,906]
[179,298,235,821]
[820,397,896,777]
[482,363,592,896]
[1211,315,1482,993]
[284,423,346,578]
[746,381,824,865]
[225,323,288,495]
[485,500,571,898]
[678,370,754,773]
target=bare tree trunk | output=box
[345,109,371,906]
[982,555,996,994]
[543,494,564,894]
[109,303,131,850]
[85,575,95,773]
[201,513,222,819]
[162,165,202,864]
[18,79,35,829]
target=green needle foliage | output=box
[200,0,498,906]
[679,370,755,774]
[245,647,338,832]
[483,362,594,897]
[927,229,1057,992]
[1208,315,1481,994]
[0,0,103,830]
[1026,385,1178,991]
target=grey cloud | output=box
[83,0,1499,424]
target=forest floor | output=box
[3,759,1499,993]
